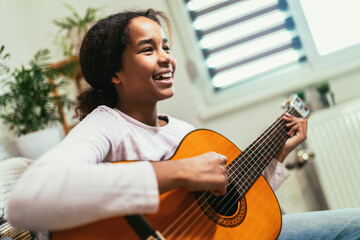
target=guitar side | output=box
[52,129,282,240]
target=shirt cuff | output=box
[262,158,291,192]
[110,161,160,215]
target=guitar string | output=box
[171,109,296,238]
[164,113,290,238]
[166,135,286,238]
[163,108,299,237]
[163,109,296,238]
[213,122,289,219]
[173,109,294,237]
[173,205,219,240]
[163,108,297,237]
[178,132,288,240]
[211,108,300,221]
[221,109,293,203]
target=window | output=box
[299,0,360,56]
[185,0,306,89]
[166,0,360,118]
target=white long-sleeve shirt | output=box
[7,105,289,231]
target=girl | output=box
[8,8,353,240]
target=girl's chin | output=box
[159,88,174,100]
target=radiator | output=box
[307,98,360,209]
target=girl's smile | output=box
[152,67,174,87]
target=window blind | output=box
[185,0,306,89]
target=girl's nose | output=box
[159,50,172,65]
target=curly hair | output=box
[75,9,171,120]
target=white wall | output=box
[1,0,359,213]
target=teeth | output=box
[161,72,172,78]
[154,72,172,79]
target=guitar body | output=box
[52,129,282,240]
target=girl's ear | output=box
[111,73,121,84]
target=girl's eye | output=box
[163,46,170,51]
[142,47,153,53]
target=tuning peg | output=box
[281,94,296,109]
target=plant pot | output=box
[12,127,63,160]
[320,91,335,108]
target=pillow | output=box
[0,158,33,240]
[0,157,33,220]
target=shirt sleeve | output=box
[7,110,160,231]
[262,158,290,192]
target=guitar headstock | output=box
[282,94,311,119]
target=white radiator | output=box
[307,98,360,209]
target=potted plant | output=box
[0,46,73,159]
[295,90,306,101]
[316,81,335,107]
[53,4,101,57]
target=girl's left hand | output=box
[275,113,308,163]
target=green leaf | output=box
[0,48,73,136]
[52,4,102,57]
[0,44,11,74]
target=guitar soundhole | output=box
[205,182,239,216]
[194,182,247,227]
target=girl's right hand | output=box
[152,152,228,195]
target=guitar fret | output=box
[228,107,302,196]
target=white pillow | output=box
[0,158,33,220]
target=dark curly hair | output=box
[75,9,171,120]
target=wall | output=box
[1,0,359,213]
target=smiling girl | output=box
[8,8,357,240]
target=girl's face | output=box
[115,16,176,106]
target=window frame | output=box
[165,0,360,120]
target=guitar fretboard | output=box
[227,107,302,197]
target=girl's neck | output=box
[116,102,159,127]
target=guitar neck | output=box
[227,107,302,197]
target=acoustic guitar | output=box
[52,94,310,240]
